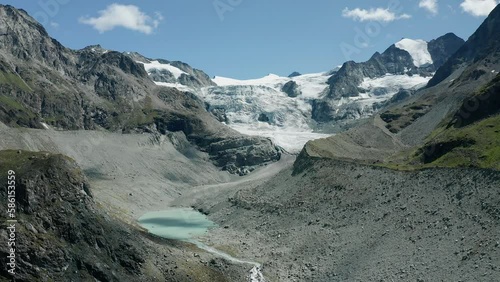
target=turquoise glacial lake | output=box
[138,208,217,240]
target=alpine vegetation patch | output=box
[213,0,244,21]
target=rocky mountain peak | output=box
[427,32,465,68]
[0,4,73,73]
[428,4,500,87]
[436,32,463,41]
[92,51,150,78]
[0,4,46,34]
[0,4,49,49]
[312,33,465,123]
[124,51,151,63]
[81,44,108,54]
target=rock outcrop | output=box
[281,80,301,97]
[0,151,148,281]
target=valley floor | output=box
[1,124,498,281]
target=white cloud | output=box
[460,0,498,16]
[50,22,60,28]
[79,4,163,34]
[342,7,411,22]
[419,0,439,14]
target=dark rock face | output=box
[0,151,147,281]
[146,68,177,83]
[311,99,379,122]
[81,51,152,101]
[0,4,280,172]
[311,100,335,122]
[288,71,301,78]
[209,107,229,123]
[385,88,417,104]
[207,137,281,175]
[450,73,500,128]
[427,33,466,68]
[282,81,301,97]
[325,47,415,99]
[178,73,207,88]
[169,60,216,87]
[258,113,270,122]
[0,5,73,71]
[428,5,500,87]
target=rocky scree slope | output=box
[0,5,280,173]
[199,158,500,281]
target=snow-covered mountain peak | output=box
[395,38,433,67]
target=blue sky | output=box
[2,0,498,79]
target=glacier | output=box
[136,41,436,152]
[141,69,430,152]
[202,73,332,152]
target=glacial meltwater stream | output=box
[138,208,265,282]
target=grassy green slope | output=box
[383,76,500,171]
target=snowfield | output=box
[212,72,329,99]
[359,73,430,97]
[154,82,194,92]
[140,60,187,79]
[395,38,433,67]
